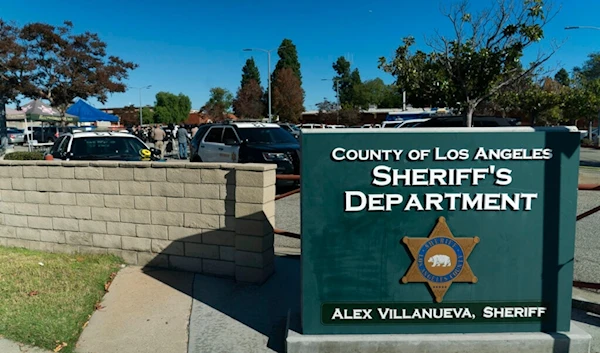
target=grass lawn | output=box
[0,246,122,353]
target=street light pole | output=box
[321,78,341,110]
[268,51,272,123]
[565,25,600,145]
[130,85,152,126]
[243,48,275,123]
[321,78,342,124]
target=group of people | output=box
[131,124,200,160]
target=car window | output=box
[58,136,70,154]
[192,126,208,144]
[204,127,224,143]
[70,137,147,159]
[236,127,298,144]
[49,136,66,156]
[222,127,238,142]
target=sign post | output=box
[289,127,591,352]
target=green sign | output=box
[300,127,580,335]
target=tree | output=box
[554,68,570,87]
[17,21,137,116]
[573,53,600,82]
[379,0,557,126]
[380,85,405,108]
[564,76,600,139]
[154,92,192,124]
[204,87,233,120]
[332,57,364,108]
[241,57,261,87]
[315,98,338,112]
[378,38,451,109]
[272,39,302,85]
[233,80,264,119]
[315,98,338,124]
[141,107,155,124]
[0,20,33,103]
[272,68,304,123]
[338,107,361,126]
[360,78,388,107]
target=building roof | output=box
[302,107,438,115]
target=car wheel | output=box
[190,154,202,162]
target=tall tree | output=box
[573,53,600,82]
[272,68,304,123]
[359,78,388,107]
[233,80,264,119]
[141,107,155,125]
[17,21,137,116]
[241,57,261,87]
[272,39,302,85]
[204,87,233,120]
[332,56,365,108]
[154,92,192,124]
[0,20,32,103]
[379,0,557,126]
[554,68,570,87]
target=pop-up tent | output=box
[67,100,119,123]
[20,100,77,122]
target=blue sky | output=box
[3,0,600,111]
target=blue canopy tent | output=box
[66,100,119,123]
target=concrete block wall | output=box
[0,160,276,283]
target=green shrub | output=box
[4,151,45,160]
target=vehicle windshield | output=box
[70,137,148,160]
[237,127,298,144]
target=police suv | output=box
[45,131,161,161]
[189,121,300,182]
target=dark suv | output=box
[190,121,300,183]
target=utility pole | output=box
[322,78,342,124]
[130,85,152,126]
[243,48,276,123]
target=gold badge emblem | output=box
[401,216,479,303]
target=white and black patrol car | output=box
[45,131,161,161]
[189,121,300,182]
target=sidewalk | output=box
[572,287,600,352]
[75,266,192,353]
[1,257,596,353]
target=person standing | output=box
[176,123,190,160]
[152,124,166,158]
[191,125,199,138]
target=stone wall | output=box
[0,160,276,283]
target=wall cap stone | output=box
[0,160,277,171]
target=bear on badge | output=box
[428,254,452,267]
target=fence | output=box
[274,175,600,289]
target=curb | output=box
[275,247,301,257]
[572,297,600,315]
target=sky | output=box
[2,0,600,112]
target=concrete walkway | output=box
[75,266,193,353]
[0,339,52,353]
[2,255,596,353]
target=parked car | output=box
[297,123,325,129]
[381,121,403,128]
[278,123,300,139]
[189,121,300,185]
[6,128,25,145]
[413,116,518,127]
[396,118,431,128]
[45,131,161,161]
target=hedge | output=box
[4,151,45,160]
